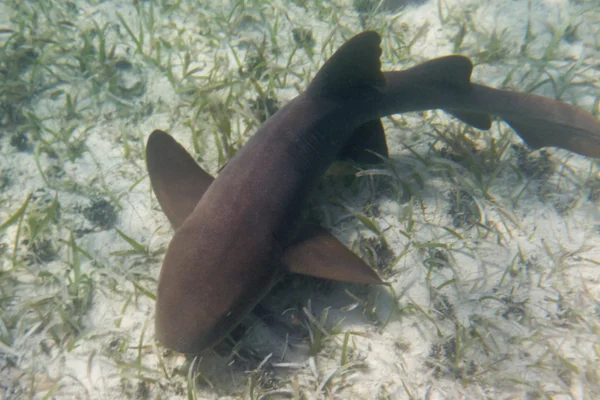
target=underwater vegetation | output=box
[148,29,600,359]
[1,0,600,398]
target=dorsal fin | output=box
[404,55,474,90]
[405,55,492,130]
[146,130,215,229]
[307,31,385,97]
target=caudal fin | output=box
[403,56,600,157]
[459,85,600,158]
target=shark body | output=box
[146,31,600,354]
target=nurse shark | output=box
[145,31,600,354]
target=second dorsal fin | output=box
[407,55,474,90]
[307,31,386,98]
[406,55,493,130]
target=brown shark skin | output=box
[154,32,391,354]
[376,56,600,158]
[155,93,378,353]
[152,32,600,355]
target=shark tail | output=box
[397,56,600,158]
[469,85,600,158]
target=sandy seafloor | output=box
[1,0,600,398]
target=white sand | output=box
[0,0,599,398]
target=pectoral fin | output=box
[283,223,383,285]
[146,130,215,229]
[338,119,389,164]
